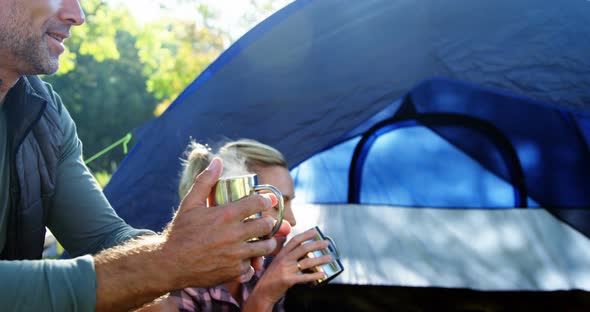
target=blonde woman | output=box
[141,139,332,312]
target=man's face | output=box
[0,0,84,75]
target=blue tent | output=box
[104,0,590,309]
[106,0,590,231]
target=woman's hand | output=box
[242,228,333,312]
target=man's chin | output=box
[18,43,61,76]
[22,60,59,76]
[40,59,60,75]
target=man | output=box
[0,0,289,311]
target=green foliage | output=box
[137,5,228,115]
[46,0,142,173]
[56,0,129,74]
[45,27,158,173]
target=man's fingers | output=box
[243,237,277,259]
[240,216,276,241]
[229,193,275,221]
[180,157,223,210]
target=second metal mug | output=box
[301,226,344,286]
[210,174,285,240]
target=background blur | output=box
[43,0,291,186]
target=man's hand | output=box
[162,157,279,288]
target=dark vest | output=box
[1,76,62,260]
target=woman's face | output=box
[253,164,296,256]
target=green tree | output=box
[45,29,159,174]
[136,4,228,116]
[44,0,228,176]
[44,0,151,175]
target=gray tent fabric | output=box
[292,204,590,291]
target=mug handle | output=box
[253,184,285,239]
[325,235,341,259]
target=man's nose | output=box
[58,0,85,26]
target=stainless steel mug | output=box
[210,174,285,240]
[301,226,344,286]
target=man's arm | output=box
[47,89,152,256]
[0,257,96,311]
[0,158,280,312]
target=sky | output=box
[107,0,292,40]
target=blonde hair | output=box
[178,139,288,199]
[218,139,287,170]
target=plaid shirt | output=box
[170,258,285,312]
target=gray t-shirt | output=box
[0,81,153,311]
